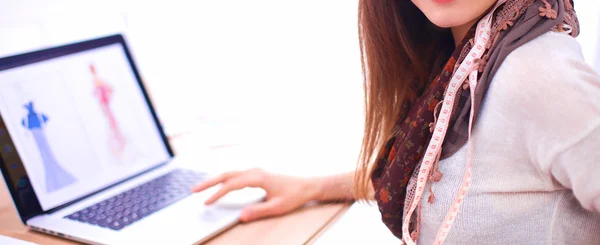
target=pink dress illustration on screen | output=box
[90,64,126,156]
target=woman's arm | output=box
[547,125,600,212]
[310,171,373,202]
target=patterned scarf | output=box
[371,0,580,240]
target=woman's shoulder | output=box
[493,31,600,97]
[506,31,584,62]
[500,31,590,78]
[488,30,600,142]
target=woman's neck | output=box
[451,19,478,47]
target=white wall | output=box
[0,0,598,174]
[0,0,365,174]
[573,0,600,71]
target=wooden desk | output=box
[0,135,349,245]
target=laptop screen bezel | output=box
[0,34,175,223]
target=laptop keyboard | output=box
[65,169,206,231]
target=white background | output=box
[313,202,399,244]
[0,44,171,210]
[0,0,598,177]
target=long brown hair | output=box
[354,0,454,200]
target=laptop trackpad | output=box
[118,193,242,244]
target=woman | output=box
[193,0,600,244]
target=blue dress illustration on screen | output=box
[21,101,76,193]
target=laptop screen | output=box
[0,38,172,212]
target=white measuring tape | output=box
[401,1,507,244]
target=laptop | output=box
[0,34,264,244]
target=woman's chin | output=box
[427,15,472,29]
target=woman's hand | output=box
[191,169,320,222]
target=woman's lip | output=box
[432,0,454,3]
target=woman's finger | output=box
[191,171,241,193]
[204,174,262,205]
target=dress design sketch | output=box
[21,101,76,193]
[90,64,126,156]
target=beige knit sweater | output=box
[412,31,600,244]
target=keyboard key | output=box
[95,214,106,220]
[110,221,123,230]
[64,169,205,231]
